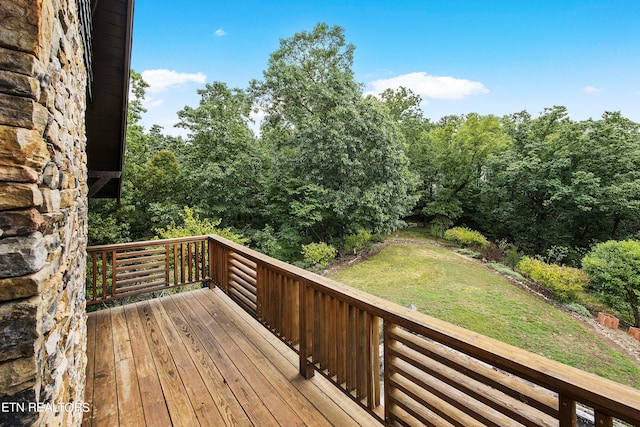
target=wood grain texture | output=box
[85,289,373,426]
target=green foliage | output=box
[246,225,283,259]
[474,108,640,257]
[344,229,373,254]
[563,302,592,318]
[504,244,524,268]
[517,257,588,302]
[582,240,640,327]
[87,209,130,246]
[486,262,525,281]
[253,23,416,242]
[301,242,338,268]
[176,82,267,227]
[155,207,247,244]
[455,248,481,258]
[413,113,512,228]
[443,227,490,248]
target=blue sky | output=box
[130,0,640,136]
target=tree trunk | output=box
[627,288,640,327]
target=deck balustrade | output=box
[87,234,640,426]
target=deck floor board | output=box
[83,288,377,426]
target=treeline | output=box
[89,23,640,266]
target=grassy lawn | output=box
[329,242,640,389]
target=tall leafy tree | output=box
[411,113,512,231]
[252,23,416,243]
[176,82,267,228]
[477,107,640,258]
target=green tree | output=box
[252,23,416,244]
[476,108,640,258]
[89,70,190,242]
[583,240,640,326]
[176,82,267,228]
[156,206,247,244]
[415,114,511,231]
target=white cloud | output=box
[141,69,207,94]
[367,72,489,100]
[142,96,164,109]
[249,107,266,136]
[583,85,604,94]
[214,28,227,37]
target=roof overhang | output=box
[86,0,135,199]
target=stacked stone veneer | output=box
[0,0,88,425]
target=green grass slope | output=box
[330,243,640,389]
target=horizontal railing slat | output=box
[87,235,211,306]
[389,326,558,418]
[115,247,166,258]
[116,264,166,277]
[116,254,165,266]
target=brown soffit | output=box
[86,0,135,200]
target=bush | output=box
[155,206,247,244]
[443,227,490,249]
[582,240,640,327]
[517,257,588,303]
[302,242,338,268]
[562,302,591,318]
[247,225,283,259]
[504,244,524,268]
[487,262,525,281]
[480,243,503,262]
[344,229,372,254]
[455,248,481,258]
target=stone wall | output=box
[0,0,89,425]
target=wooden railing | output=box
[87,235,640,425]
[86,236,210,305]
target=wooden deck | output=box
[82,287,378,426]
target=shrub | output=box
[487,262,525,281]
[344,229,372,254]
[302,242,338,268]
[455,248,481,258]
[517,257,588,303]
[480,243,503,262]
[155,206,247,244]
[582,240,640,327]
[563,302,591,318]
[504,244,524,268]
[371,233,385,244]
[443,227,490,249]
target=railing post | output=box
[164,244,170,287]
[594,411,613,427]
[256,265,264,319]
[207,237,215,289]
[383,321,394,423]
[299,281,314,379]
[559,395,577,427]
[366,314,380,409]
[111,250,117,298]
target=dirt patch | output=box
[570,313,640,366]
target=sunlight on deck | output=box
[82,288,377,426]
